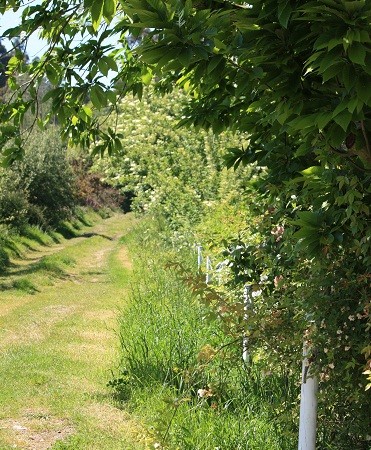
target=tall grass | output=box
[114,220,298,449]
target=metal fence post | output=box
[243,284,253,363]
[197,245,203,271]
[298,343,318,450]
[206,256,212,284]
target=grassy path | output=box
[0,213,144,450]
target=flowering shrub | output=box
[93,88,245,232]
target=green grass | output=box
[0,212,300,449]
[114,220,298,449]
[0,213,146,450]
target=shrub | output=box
[0,186,30,231]
[20,128,77,226]
[0,127,77,230]
[93,88,246,230]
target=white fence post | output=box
[197,245,203,271]
[298,344,318,450]
[206,256,212,284]
[243,284,253,363]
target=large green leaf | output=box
[91,0,104,31]
[90,84,107,108]
[348,43,366,66]
[103,0,116,22]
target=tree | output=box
[1,0,369,274]
[0,1,370,168]
[0,39,10,89]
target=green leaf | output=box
[327,38,342,51]
[156,48,181,69]
[98,58,109,76]
[141,68,153,85]
[45,62,61,85]
[278,0,292,28]
[104,56,118,72]
[327,123,347,147]
[316,112,332,130]
[140,46,168,64]
[300,166,323,177]
[82,105,93,118]
[106,90,117,104]
[348,43,366,66]
[356,76,371,104]
[343,0,366,13]
[332,102,348,118]
[347,96,359,113]
[288,114,317,131]
[333,110,353,132]
[177,47,193,67]
[341,65,355,91]
[207,55,223,74]
[103,0,116,22]
[359,30,371,43]
[292,211,323,228]
[91,0,104,31]
[293,228,318,239]
[322,63,343,82]
[6,55,20,71]
[42,88,58,103]
[90,84,107,108]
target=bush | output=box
[93,88,246,231]
[0,127,77,230]
[20,128,77,226]
[0,186,30,231]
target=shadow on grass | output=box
[2,240,23,258]
[81,270,104,276]
[80,232,113,241]
[0,277,39,294]
[56,222,81,239]
[21,227,51,246]
[5,255,76,281]
[18,241,39,252]
[77,215,93,227]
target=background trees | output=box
[0,0,370,447]
[93,88,247,233]
[0,128,77,230]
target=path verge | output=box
[0,213,146,450]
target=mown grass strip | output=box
[0,213,147,450]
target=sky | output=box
[0,3,121,85]
[0,5,48,60]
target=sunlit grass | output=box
[0,213,144,450]
[114,220,297,450]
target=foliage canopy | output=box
[0,0,370,170]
